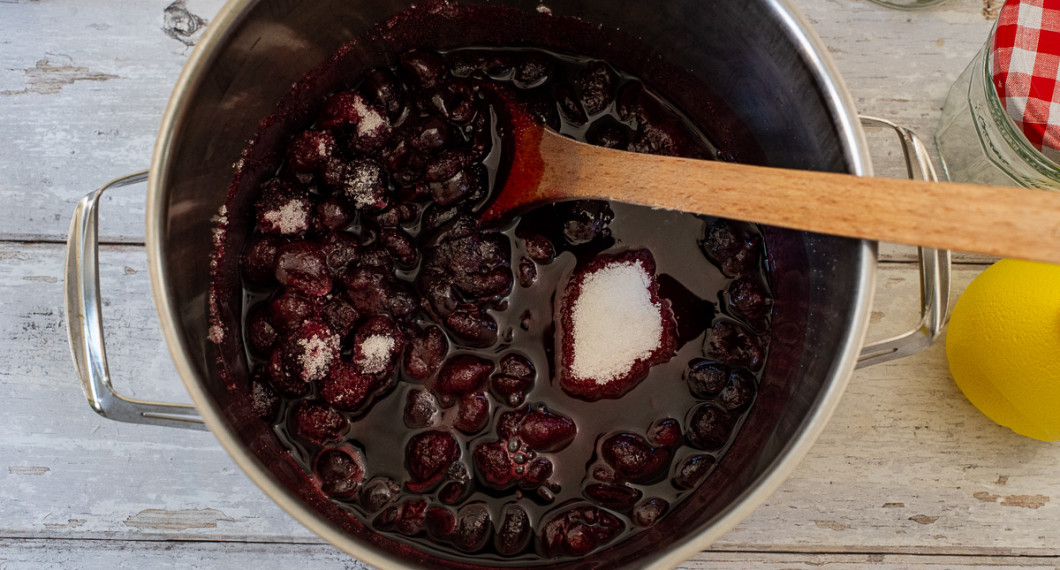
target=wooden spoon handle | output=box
[532,132,1060,264]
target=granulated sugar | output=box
[297,333,337,382]
[262,198,309,234]
[353,97,386,138]
[570,259,663,384]
[357,334,396,374]
[345,165,382,208]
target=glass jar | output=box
[935,30,1060,189]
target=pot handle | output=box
[65,171,207,430]
[856,116,951,368]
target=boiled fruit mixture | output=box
[233,46,773,562]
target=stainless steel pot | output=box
[65,0,950,567]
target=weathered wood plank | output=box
[0,538,1058,569]
[2,241,1058,559]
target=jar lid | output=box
[991,0,1060,162]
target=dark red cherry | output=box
[494,503,531,555]
[404,430,460,492]
[672,454,717,490]
[286,129,335,173]
[320,361,378,412]
[313,446,365,498]
[686,359,729,399]
[274,241,332,297]
[404,388,440,429]
[436,354,494,396]
[600,432,671,483]
[292,401,348,446]
[403,325,449,381]
[687,404,734,450]
[540,505,623,558]
[632,497,669,527]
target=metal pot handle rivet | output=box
[64,170,207,430]
[856,117,952,368]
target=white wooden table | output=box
[3,0,1058,567]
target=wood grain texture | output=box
[3,0,1057,566]
[490,128,1060,263]
[0,540,1057,569]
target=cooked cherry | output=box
[404,388,440,429]
[351,315,404,376]
[686,404,734,450]
[244,303,278,358]
[311,197,354,234]
[600,432,671,484]
[241,232,284,287]
[425,506,457,541]
[360,476,401,512]
[454,391,490,435]
[555,83,588,126]
[248,375,279,420]
[646,418,682,448]
[517,257,537,288]
[718,367,757,411]
[425,148,475,182]
[320,295,359,338]
[512,53,552,88]
[436,354,494,396]
[403,325,449,381]
[292,401,348,445]
[517,409,577,452]
[286,129,335,173]
[540,504,623,558]
[520,232,556,263]
[585,115,632,149]
[328,158,388,211]
[320,361,378,412]
[429,167,482,206]
[707,319,765,370]
[399,49,448,88]
[375,499,427,536]
[584,483,642,511]
[631,497,669,527]
[559,200,613,245]
[494,503,532,555]
[686,359,728,398]
[452,503,491,552]
[362,68,408,121]
[699,218,761,277]
[672,454,716,490]
[254,178,312,236]
[444,308,499,348]
[314,446,365,498]
[405,430,460,492]
[575,61,616,115]
[271,320,340,385]
[489,353,535,406]
[727,274,772,323]
[275,241,332,297]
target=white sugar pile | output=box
[570,259,663,384]
[262,198,308,234]
[357,334,396,374]
[297,333,337,382]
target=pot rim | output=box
[146,0,876,567]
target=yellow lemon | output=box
[946,259,1060,441]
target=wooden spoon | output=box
[481,124,1060,264]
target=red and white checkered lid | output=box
[991,0,1060,163]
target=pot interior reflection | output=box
[150,1,872,568]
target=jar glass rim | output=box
[982,38,1060,185]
